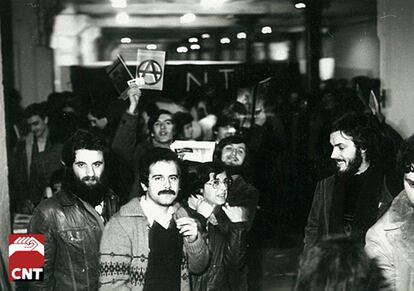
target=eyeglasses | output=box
[205,178,232,189]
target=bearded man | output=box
[29,130,119,291]
[303,112,393,251]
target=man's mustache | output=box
[82,176,98,182]
[158,190,176,196]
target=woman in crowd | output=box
[187,164,249,291]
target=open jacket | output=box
[365,190,414,291]
[28,189,119,291]
[99,197,209,291]
[304,173,393,251]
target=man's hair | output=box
[397,134,414,175]
[212,114,240,135]
[147,109,174,134]
[23,102,47,120]
[139,147,181,187]
[295,236,388,291]
[213,135,248,167]
[61,130,109,168]
[173,111,193,134]
[330,112,381,163]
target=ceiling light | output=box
[190,44,201,50]
[111,0,127,8]
[201,0,225,8]
[261,26,272,34]
[294,1,306,9]
[188,37,198,43]
[237,32,247,39]
[220,37,231,44]
[146,44,157,50]
[180,13,196,24]
[201,33,210,39]
[177,46,188,53]
[116,12,130,24]
[120,37,131,44]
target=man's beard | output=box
[64,170,109,206]
[336,148,363,177]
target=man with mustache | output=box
[29,130,119,291]
[304,112,393,251]
[112,86,176,198]
[99,148,209,291]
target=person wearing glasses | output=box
[187,164,248,291]
[365,135,414,291]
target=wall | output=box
[378,0,414,138]
[12,0,54,107]
[0,20,12,288]
[332,21,380,79]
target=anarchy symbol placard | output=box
[136,49,166,90]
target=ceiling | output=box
[61,0,376,41]
[45,0,376,61]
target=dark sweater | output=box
[144,221,183,291]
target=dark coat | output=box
[28,189,119,291]
[191,209,248,291]
[304,172,393,252]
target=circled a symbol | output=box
[137,59,163,85]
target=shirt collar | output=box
[140,196,176,229]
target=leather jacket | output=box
[28,189,119,291]
[191,209,248,291]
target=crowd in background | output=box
[3,74,409,290]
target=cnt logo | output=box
[9,234,44,282]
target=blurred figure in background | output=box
[295,235,388,291]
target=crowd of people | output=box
[4,75,414,290]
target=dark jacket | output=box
[304,172,393,252]
[9,133,55,211]
[191,209,248,291]
[28,189,119,291]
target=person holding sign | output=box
[112,85,177,197]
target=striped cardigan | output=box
[99,197,209,291]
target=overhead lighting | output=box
[190,44,201,50]
[201,0,225,8]
[237,32,247,39]
[177,46,188,53]
[120,37,131,44]
[111,0,127,8]
[201,33,210,39]
[146,44,157,50]
[116,12,130,24]
[188,37,199,43]
[261,26,272,34]
[180,13,196,24]
[294,1,306,9]
[220,37,231,44]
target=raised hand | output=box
[222,203,248,223]
[127,85,142,114]
[176,217,198,243]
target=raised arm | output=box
[111,86,142,164]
